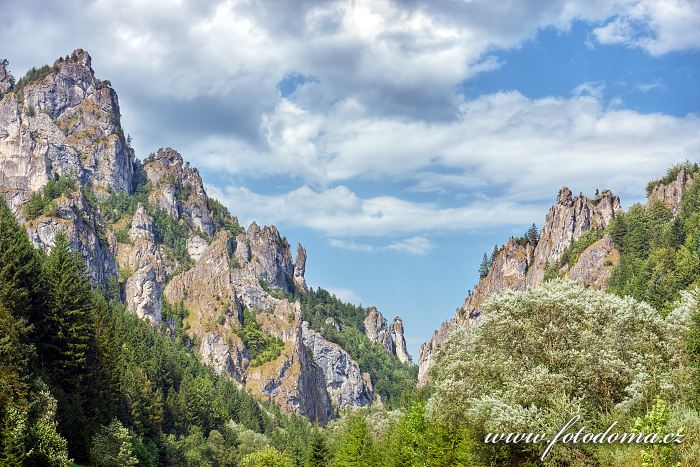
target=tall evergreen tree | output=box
[478,253,489,278]
[305,428,329,467]
[526,223,539,245]
[0,199,44,321]
[41,232,93,390]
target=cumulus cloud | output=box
[592,0,700,55]
[206,184,543,238]
[199,90,700,201]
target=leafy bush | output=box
[427,279,695,464]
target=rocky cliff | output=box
[363,307,412,364]
[418,187,622,386]
[647,167,696,215]
[0,50,133,286]
[0,50,407,422]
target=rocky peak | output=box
[363,307,412,364]
[647,167,695,215]
[526,186,621,286]
[294,243,307,290]
[234,222,295,293]
[1,49,134,215]
[144,148,214,236]
[0,59,13,94]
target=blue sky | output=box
[2,0,700,357]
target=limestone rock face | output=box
[526,187,621,287]
[418,187,622,386]
[568,234,619,289]
[0,50,134,215]
[234,222,295,295]
[186,235,208,263]
[0,59,13,95]
[294,243,307,290]
[301,322,373,410]
[390,317,412,365]
[25,188,118,287]
[118,205,167,325]
[647,168,695,215]
[363,307,413,364]
[144,148,214,237]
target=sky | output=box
[2,0,700,358]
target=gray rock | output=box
[301,322,373,410]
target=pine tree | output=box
[0,199,44,321]
[305,428,329,467]
[332,413,373,467]
[41,232,93,390]
[526,223,539,245]
[478,253,489,278]
[0,303,34,412]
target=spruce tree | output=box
[478,253,489,278]
[306,428,329,467]
[41,232,93,390]
[526,223,539,245]
[0,198,44,321]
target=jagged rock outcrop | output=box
[117,204,167,325]
[390,317,412,365]
[647,168,695,215]
[526,188,621,287]
[567,234,619,289]
[418,187,621,386]
[0,50,134,214]
[0,50,134,286]
[25,188,118,286]
[234,222,295,297]
[294,243,307,290]
[0,59,13,95]
[364,307,395,352]
[144,148,214,236]
[363,307,413,364]
[301,322,373,410]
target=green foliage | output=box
[607,179,700,312]
[240,446,294,467]
[305,428,329,467]
[428,279,697,464]
[634,398,681,467]
[150,207,193,269]
[240,309,284,367]
[14,65,56,97]
[646,160,700,196]
[91,419,138,467]
[22,175,76,220]
[330,411,374,467]
[208,197,244,238]
[478,252,490,278]
[298,288,417,407]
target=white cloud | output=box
[207,183,544,238]
[387,237,435,255]
[637,78,666,93]
[328,236,435,255]
[572,81,606,99]
[592,0,700,55]
[199,90,700,203]
[322,286,365,304]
